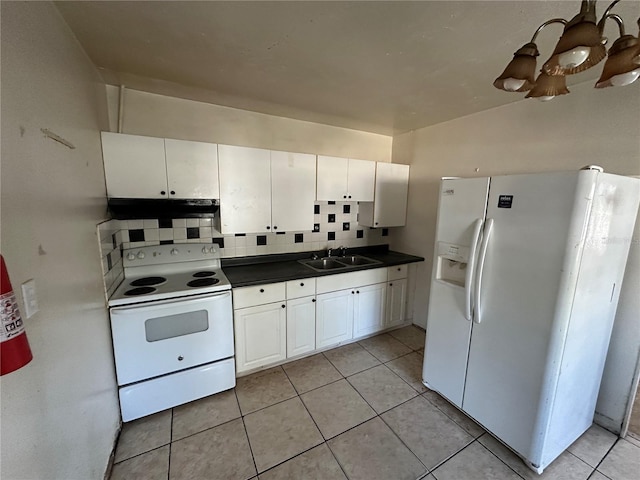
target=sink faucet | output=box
[327,248,334,257]
[338,246,346,257]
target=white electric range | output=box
[108,243,235,422]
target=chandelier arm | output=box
[598,0,622,32]
[601,13,626,36]
[530,18,568,43]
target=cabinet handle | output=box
[352,291,355,294]
[348,195,352,199]
[160,190,166,195]
[266,226,271,230]
[397,268,401,271]
[300,282,304,286]
[343,195,347,199]
[390,283,393,286]
[282,304,286,309]
[273,226,278,230]
[375,222,379,225]
[356,290,360,294]
[312,298,316,303]
[260,288,264,293]
[170,190,176,195]
[177,356,184,361]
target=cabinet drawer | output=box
[316,268,387,294]
[388,264,408,281]
[286,278,316,299]
[233,282,286,310]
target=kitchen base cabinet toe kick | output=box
[232,265,412,375]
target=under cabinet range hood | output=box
[107,198,219,219]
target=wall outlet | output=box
[21,279,39,319]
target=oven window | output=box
[145,310,209,342]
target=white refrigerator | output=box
[422,169,639,474]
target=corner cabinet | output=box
[218,145,316,234]
[101,132,219,199]
[316,155,375,201]
[359,162,410,228]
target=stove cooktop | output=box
[108,244,232,307]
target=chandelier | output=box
[493,0,640,101]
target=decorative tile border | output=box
[97,202,390,295]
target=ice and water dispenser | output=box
[435,242,470,287]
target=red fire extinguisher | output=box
[1,255,33,375]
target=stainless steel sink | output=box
[299,258,349,272]
[336,255,381,266]
[299,255,381,272]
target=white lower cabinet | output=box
[286,296,316,357]
[386,278,407,328]
[353,283,387,338]
[234,302,287,374]
[316,289,355,349]
[233,264,412,373]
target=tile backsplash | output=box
[97,202,390,296]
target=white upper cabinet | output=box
[219,145,272,234]
[101,132,219,199]
[359,163,410,228]
[316,155,375,202]
[347,159,376,201]
[164,139,219,199]
[271,151,316,232]
[218,146,316,234]
[102,132,167,198]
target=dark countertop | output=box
[221,244,424,288]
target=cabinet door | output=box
[287,296,316,358]
[101,132,167,198]
[218,145,272,234]
[353,283,387,338]
[347,159,375,201]
[164,139,219,199]
[386,278,407,328]
[375,163,410,227]
[271,151,316,232]
[316,155,348,201]
[235,302,287,373]
[316,289,354,348]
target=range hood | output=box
[107,198,219,219]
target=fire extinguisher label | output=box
[0,291,25,343]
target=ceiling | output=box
[55,1,640,135]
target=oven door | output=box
[110,291,233,386]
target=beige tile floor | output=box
[110,326,639,480]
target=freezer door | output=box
[462,172,590,465]
[423,177,489,407]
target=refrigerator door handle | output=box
[473,218,494,324]
[464,218,484,321]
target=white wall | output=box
[391,80,640,433]
[0,3,120,479]
[107,87,393,162]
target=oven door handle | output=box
[110,290,231,313]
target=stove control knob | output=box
[137,251,145,259]
[127,253,135,261]
[202,247,208,254]
[170,248,179,256]
[209,246,215,253]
